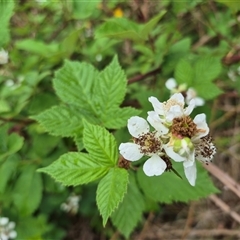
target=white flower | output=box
[61,194,81,214]
[148,93,195,124]
[0,217,17,240]
[119,116,167,176]
[0,49,8,64]
[163,113,214,186]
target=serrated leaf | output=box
[38,152,109,186]
[95,18,143,42]
[94,56,127,115]
[32,105,83,137]
[195,82,223,100]
[13,165,43,216]
[140,11,166,40]
[0,155,19,193]
[174,58,194,85]
[111,172,145,238]
[53,60,99,112]
[194,57,222,84]
[83,120,118,165]
[137,162,219,203]
[97,168,129,226]
[102,107,141,129]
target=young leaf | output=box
[174,58,194,85]
[97,168,129,226]
[13,165,43,216]
[137,162,219,203]
[38,152,109,186]
[111,172,145,238]
[140,11,166,40]
[83,120,118,165]
[32,105,83,137]
[53,60,99,112]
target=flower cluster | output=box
[165,78,205,107]
[0,217,17,240]
[119,93,216,186]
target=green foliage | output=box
[0,0,14,46]
[111,172,145,238]
[137,162,219,203]
[13,165,43,216]
[97,168,129,226]
[174,57,223,99]
[0,125,24,161]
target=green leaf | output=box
[0,125,24,161]
[195,82,223,100]
[94,56,127,116]
[174,58,194,85]
[0,155,19,193]
[71,0,101,19]
[216,0,240,13]
[95,18,143,42]
[32,105,83,137]
[137,162,219,203]
[38,152,109,186]
[140,11,166,40]
[13,165,43,216]
[97,168,129,226]
[15,39,59,57]
[102,107,141,129]
[111,172,145,238]
[53,60,99,112]
[0,0,14,46]
[83,120,118,165]
[194,56,222,84]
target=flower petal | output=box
[165,78,177,90]
[194,97,205,106]
[119,143,143,161]
[143,155,167,176]
[167,105,184,120]
[163,145,185,162]
[127,116,149,138]
[184,161,197,186]
[170,93,184,104]
[184,99,195,115]
[147,111,169,134]
[148,96,164,115]
[192,113,209,140]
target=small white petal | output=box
[0,49,8,64]
[9,230,17,238]
[167,105,184,120]
[184,161,197,186]
[8,221,16,229]
[184,99,195,115]
[147,111,169,134]
[194,97,205,106]
[193,113,209,140]
[171,93,184,104]
[148,96,164,115]
[165,78,177,90]
[143,155,167,176]
[0,217,9,225]
[119,143,143,161]
[163,145,185,162]
[127,116,149,138]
